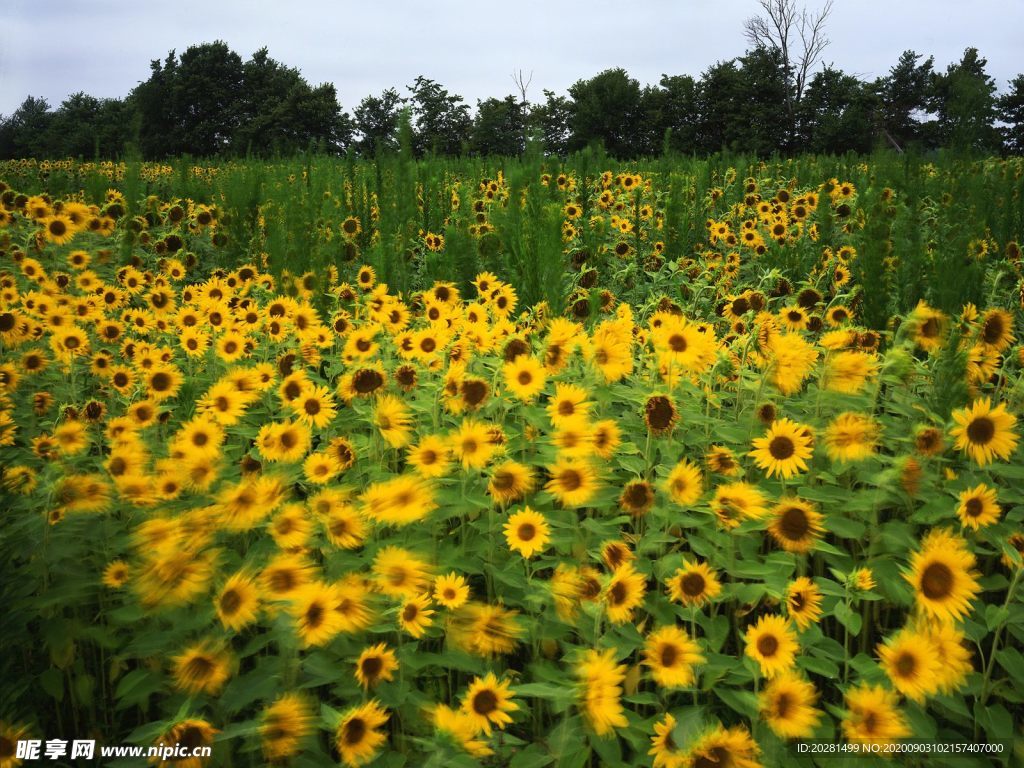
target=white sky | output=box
[1,0,1020,115]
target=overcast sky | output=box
[1,0,1021,115]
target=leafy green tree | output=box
[997,74,1024,154]
[642,75,699,154]
[0,97,55,158]
[470,96,527,156]
[173,41,245,155]
[875,50,935,150]
[566,68,644,157]
[234,49,352,155]
[695,60,745,153]
[529,90,572,157]
[406,77,471,156]
[354,88,403,156]
[132,51,182,158]
[930,47,1001,153]
[799,67,877,153]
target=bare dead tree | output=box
[511,69,534,106]
[744,0,833,142]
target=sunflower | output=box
[354,644,399,690]
[407,435,451,478]
[355,265,377,291]
[547,383,591,426]
[261,553,313,601]
[643,625,704,688]
[822,350,879,394]
[950,398,1019,466]
[591,419,622,459]
[447,602,523,657]
[361,474,436,527]
[335,701,389,767]
[644,394,679,435]
[750,417,813,479]
[171,640,233,695]
[905,530,981,623]
[978,308,1015,352]
[745,614,798,678]
[145,364,183,401]
[664,459,703,506]
[433,572,471,609]
[956,483,1001,529]
[648,713,687,768]
[260,693,314,760]
[907,301,948,353]
[705,445,741,476]
[877,629,940,703]
[545,457,599,507]
[759,673,822,739]
[824,412,879,462]
[710,482,769,528]
[927,622,973,694]
[504,355,547,401]
[461,673,519,735]
[397,593,434,638]
[604,563,646,624]
[685,725,761,768]
[841,684,910,746]
[157,719,218,768]
[291,384,337,429]
[292,582,345,646]
[215,571,260,631]
[372,546,432,598]
[373,394,413,448]
[256,420,311,463]
[620,479,655,517]
[577,648,628,736]
[432,704,493,758]
[785,577,823,629]
[504,506,550,558]
[666,560,722,606]
[487,460,534,505]
[102,560,130,589]
[767,498,824,553]
[452,418,499,469]
[914,425,945,456]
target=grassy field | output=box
[0,153,1022,767]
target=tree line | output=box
[2,40,1023,160]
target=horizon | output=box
[1,0,1021,116]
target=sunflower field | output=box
[1,154,1023,768]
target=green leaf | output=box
[833,601,862,635]
[715,687,758,718]
[40,668,64,702]
[509,744,555,768]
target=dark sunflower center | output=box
[668,333,687,352]
[964,498,983,518]
[517,523,536,541]
[402,604,419,622]
[646,396,675,430]
[660,643,679,667]
[779,507,810,540]
[769,436,796,460]
[894,652,916,678]
[774,691,792,719]
[353,369,384,393]
[220,589,242,614]
[694,746,732,768]
[305,602,325,628]
[982,316,1004,344]
[559,469,582,492]
[757,634,780,657]
[342,717,366,745]
[609,581,628,605]
[492,471,514,490]
[472,689,498,715]
[966,416,995,445]
[361,656,382,679]
[681,573,705,597]
[920,562,954,600]
[304,399,321,416]
[184,655,215,679]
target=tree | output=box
[642,74,699,154]
[799,66,877,153]
[173,41,245,155]
[530,89,572,156]
[743,0,833,146]
[0,96,55,158]
[132,51,182,158]
[874,50,935,150]
[353,88,403,156]
[695,60,746,154]
[567,68,644,157]
[930,47,1000,154]
[998,74,1024,155]
[234,49,351,154]
[471,96,527,156]
[406,77,471,156]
